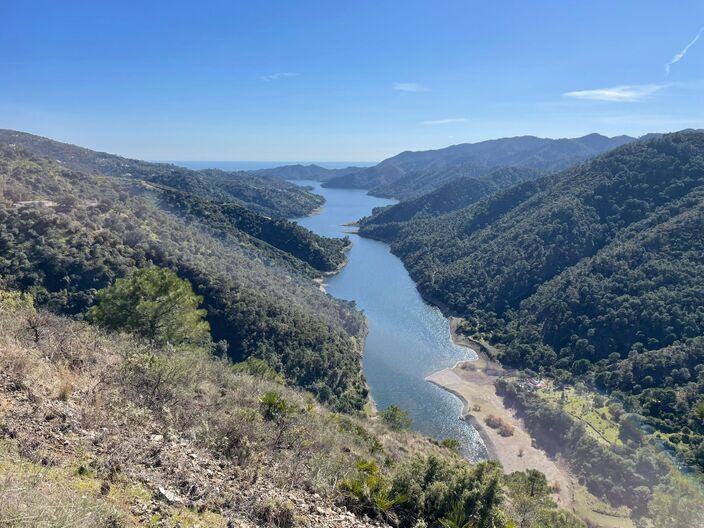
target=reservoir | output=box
[293,181,486,459]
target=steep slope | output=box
[360,131,704,469]
[325,133,634,199]
[0,294,583,528]
[0,143,366,411]
[0,129,323,217]
[363,166,542,226]
[253,163,364,182]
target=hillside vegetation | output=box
[0,141,366,411]
[0,129,323,218]
[359,131,704,473]
[325,133,633,199]
[0,290,584,527]
[253,163,363,182]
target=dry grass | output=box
[0,448,124,528]
[0,295,449,525]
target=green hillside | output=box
[0,142,366,411]
[360,131,704,470]
[0,129,323,218]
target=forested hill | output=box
[253,163,363,182]
[0,141,368,411]
[360,131,704,469]
[323,133,634,199]
[0,129,322,218]
[363,166,542,226]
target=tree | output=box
[87,266,210,346]
[380,404,412,430]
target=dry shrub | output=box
[484,414,504,429]
[498,424,514,437]
[207,408,263,465]
[0,342,34,387]
[256,498,296,528]
[483,415,514,437]
[55,365,76,401]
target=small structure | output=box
[526,377,544,390]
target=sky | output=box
[2,0,703,162]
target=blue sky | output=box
[2,1,703,161]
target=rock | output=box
[157,486,186,505]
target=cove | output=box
[293,181,486,459]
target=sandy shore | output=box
[426,319,574,507]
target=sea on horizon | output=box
[160,160,377,171]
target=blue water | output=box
[293,181,486,459]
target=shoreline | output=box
[427,319,574,508]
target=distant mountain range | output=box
[323,133,636,199]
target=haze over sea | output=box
[167,161,376,171]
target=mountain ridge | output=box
[324,133,636,199]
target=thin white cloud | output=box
[421,117,468,125]
[393,82,429,92]
[563,84,668,102]
[666,27,703,75]
[259,72,300,81]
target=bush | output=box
[484,414,504,429]
[498,424,514,437]
[233,356,285,384]
[380,404,412,430]
[256,498,295,528]
[339,461,405,523]
[260,392,295,421]
[441,438,461,452]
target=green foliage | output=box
[340,460,406,523]
[159,187,349,273]
[259,392,295,421]
[390,455,507,528]
[440,438,461,452]
[0,129,323,218]
[233,357,285,384]
[497,380,665,512]
[360,131,704,471]
[504,470,583,528]
[380,404,412,430]
[0,141,367,411]
[87,266,210,347]
[326,133,631,199]
[647,473,704,527]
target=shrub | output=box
[233,356,285,384]
[498,424,514,437]
[256,498,295,528]
[441,438,461,452]
[339,461,405,523]
[380,404,412,430]
[484,414,504,429]
[260,392,294,421]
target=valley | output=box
[1,130,702,527]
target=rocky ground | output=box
[0,369,384,527]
